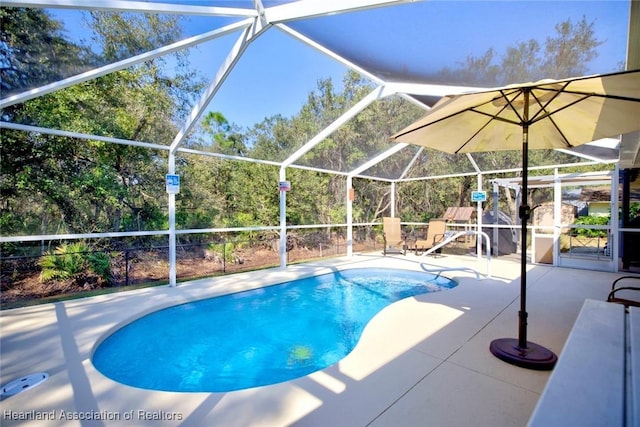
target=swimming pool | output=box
[92,267,456,392]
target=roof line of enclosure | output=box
[393,159,617,183]
[166,7,433,158]
[1,0,624,174]
[491,170,616,190]
[0,121,386,181]
[3,0,417,20]
[168,17,269,158]
[1,0,492,174]
[0,116,615,184]
[0,19,255,109]
[0,1,624,200]
[164,1,415,158]
[280,82,486,170]
[0,0,402,107]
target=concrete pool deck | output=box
[0,252,629,426]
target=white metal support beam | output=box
[492,181,499,255]
[177,147,281,167]
[348,143,409,178]
[555,148,616,163]
[0,122,170,151]
[281,85,386,167]
[168,152,177,286]
[385,82,485,97]
[398,147,424,180]
[401,171,479,183]
[167,17,267,285]
[619,0,640,167]
[0,230,169,244]
[398,160,616,184]
[476,173,483,263]
[279,167,287,268]
[276,24,383,85]
[390,182,396,218]
[553,168,561,266]
[0,20,253,109]
[346,176,354,256]
[169,20,266,154]
[466,153,482,174]
[253,0,269,27]
[611,164,620,271]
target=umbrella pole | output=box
[489,89,557,370]
[519,137,529,349]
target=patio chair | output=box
[382,217,406,255]
[606,275,640,308]
[412,218,447,256]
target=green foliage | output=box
[1,10,610,258]
[0,8,94,95]
[40,243,86,281]
[571,216,609,238]
[0,11,198,237]
[87,252,113,282]
[39,242,112,284]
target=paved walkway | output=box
[0,253,626,426]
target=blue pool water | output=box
[92,268,456,392]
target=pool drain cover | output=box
[1,373,49,398]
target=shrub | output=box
[39,242,112,285]
[207,242,236,263]
[571,216,609,238]
[87,251,113,282]
[39,243,86,281]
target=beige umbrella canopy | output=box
[392,69,640,370]
[394,69,640,153]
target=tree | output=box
[421,16,606,220]
[0,8,94,96]
[1,10,203,241]
[201,111,247,156]
[1,10,610,252]
[437,16,603,86]
[541,17,602,79]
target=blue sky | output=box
[197,29,350,130]
[50,1,631,129]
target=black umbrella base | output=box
[490,338,557,371]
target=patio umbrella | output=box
[392,69,640,370]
